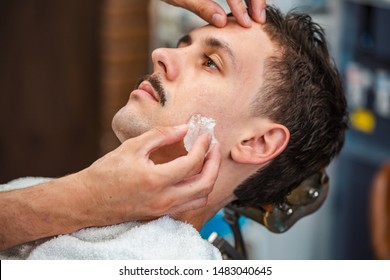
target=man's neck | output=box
[174,159,258,231]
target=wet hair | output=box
[233,6,348,207]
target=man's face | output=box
[112,19,276,157]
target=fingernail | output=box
[244,12,251,26]
[211,13,225,27]
[260,9,266,23]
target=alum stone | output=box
[184,114,217,152]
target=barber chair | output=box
[208,169,329,259]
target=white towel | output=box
[0,177,222,260]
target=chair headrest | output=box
[226,169,329,233]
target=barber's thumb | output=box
[141,125,188,152]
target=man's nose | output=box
[151,48,180,81]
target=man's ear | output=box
[231,123,290,165]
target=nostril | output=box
[158,61,167,73]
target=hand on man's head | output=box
[163,0,267,28]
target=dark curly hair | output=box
[233,6,348,207]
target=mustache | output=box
[136,74,167,106]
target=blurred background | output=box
[1,0,390,259]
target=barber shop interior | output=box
[1,0,390,260]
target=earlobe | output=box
[231,124,290,165]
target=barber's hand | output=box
[78,125,221,226]
[163,0,266,28]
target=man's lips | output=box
[136,81,160,103]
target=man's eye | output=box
[203,55,219,71]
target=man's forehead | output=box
[188,19,245,41]
[185,19,273,52]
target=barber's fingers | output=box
[163,0,266,27]
[150,142,220,216]
[163,0,227,27]
[168,143,221,210]
[227,0,252,27]
[157,133,215,184]
[245,0,267,23]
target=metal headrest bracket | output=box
[227,169,329,233]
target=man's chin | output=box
[111,109,152,143]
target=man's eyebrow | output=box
[176,34,191,47]
[204,37,236,66]
[177,34,236,67]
